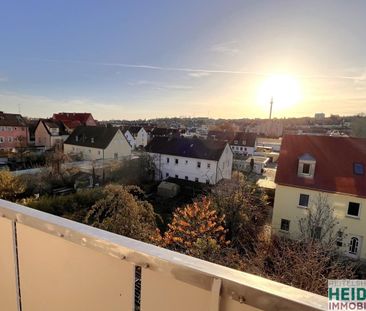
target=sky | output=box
[1,0,366,120]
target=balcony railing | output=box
[0,199,327,311]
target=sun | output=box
[257,74,302,113]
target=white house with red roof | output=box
[272,135,366,260]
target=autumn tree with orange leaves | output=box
[154,198,231,261]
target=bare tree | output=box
[298,193,343,247]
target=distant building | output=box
[314,112,325,120]
[121,128,136,148]
[34,119,69,150]
[122,126,148,148]
[272,135,366,260]
[149,127,181,139]
[64,126,131,161]
[207,130,257,156]
[52,112,97,133]
[255,137,282,152]
[146,137,233,185]
[0,112,29,151]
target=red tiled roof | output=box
[52,113,95,129]
[275,135,366,197]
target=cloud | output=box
[128,80,192,90]
[188,72,210,78]
[211,41,240,55]
[28,58,366,83]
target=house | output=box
[146,137,233,185]
[230,132,257,156]
[122,126,148,148]
[52,112,97,133]
[0,112,29,151]
[34,119,69,150]
[272,135,366,260]
[64,126,131,161]
[207,130,257,156]
[121,128,136,149]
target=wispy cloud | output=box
[188,72,210,78]
[128,80,192,90]
[211,41,240,55]
[27,58,366,82]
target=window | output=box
[349,237,359,255]
[205,179,210,185]
[312,226,322,240]
[166,157,170,163]
[207,163,211,169]
[185,176,188,180]
[175,174,178,178]
[185,160,188,165]
[354,163,364,175]
[175,159,178,165]
[280,219,290,231]
[197,161,201,168]
[298,194,309,207]
[336,231,343,247]
[166,173,169,177]
[240,147,243,151]
[234,140,238,145]
[98,151,101,155]
[91,138,94,143]
[302,163,310,174]
[0,137,3,143]
[347,202,360,217]
[195,177,199,182]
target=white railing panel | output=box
[16,224,134,311]
[141,268,213,311]
[0,217,19,311]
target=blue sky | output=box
[1,0,366,120]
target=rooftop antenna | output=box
[269,97,273,120]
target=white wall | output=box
[124,131,136,149]
[216,143,233,182]
[135,128,148,147]
[150,153,219,184]
[230,145,255,156]
[149,143,232,185]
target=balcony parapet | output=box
[0,199,327,311]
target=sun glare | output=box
[257,74,302,113]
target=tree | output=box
[249,158,254,172]
[0,170,26,201]
[154,198,227,255]
[209,172,269,253]
[84,184,157,242]
[246,235,357,296]
[298,193,342,246]
[351,117,366,138]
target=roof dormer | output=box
[298,153,316,178]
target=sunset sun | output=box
[257,74,302,113]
